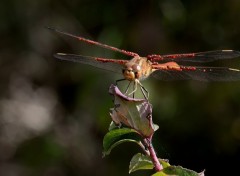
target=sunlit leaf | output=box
[102,128,142,156]
[108,121,119,131]
[153,124,159,131]
[152,166,204,176]
[109,84,158,137]
[129,153,170,174]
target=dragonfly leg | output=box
[132,81,136,99]
[116,79,134,96]
[139,83,149,99]
[128,80,138,97]
[135,80,149,99]
[116,78,125,85]
[124,81,132,94]
[128,81,137,95]
[115,79,148,99]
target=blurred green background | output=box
[1,0,240,175]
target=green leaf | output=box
[153,124,159,131]
[129,153,170,174]
[102,128,141,156]
[152,166,204,176]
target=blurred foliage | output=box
[0,0,240,175]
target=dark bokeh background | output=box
[1,0,240,175]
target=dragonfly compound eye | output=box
[132,64,141,72]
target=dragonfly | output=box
[48,27,240,99]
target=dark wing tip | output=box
[54,53,67,56]
[195,50,240,61]
[221,50,240,58]
[222,49,239,52]
[229,68,240,72]
[54,53,69,60]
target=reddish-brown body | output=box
[49,27,240,88]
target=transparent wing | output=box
[47,27,138,57]
[151,66,240,81]
[151,50,240,63]
[54,53,127,74]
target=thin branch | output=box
[143,138,163,171]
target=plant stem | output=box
[143,138,163,171]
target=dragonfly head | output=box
[122,63,141,81]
